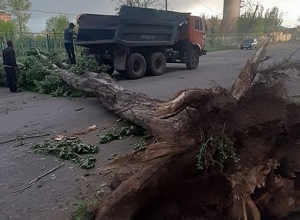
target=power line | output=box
[29,9,77,16]
[194,0,222,15]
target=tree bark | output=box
[36,39,300,220]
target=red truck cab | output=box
[178,16,206,54]
[188,16,206,51]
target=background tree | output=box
[204,15,221,46]
[0,1,7,11]
[263,7,283,33]
[112,0,165,12]
[0,20,14,48]
[1,0,31,34]
[45,15,70,34]
[208,15,221,34]
[0,20,14,33]
[236,5,283,34]
[236,3,264,34]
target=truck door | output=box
[188,16,205,49]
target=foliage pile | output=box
[0,67,5,86]
[32,139,99,169]
[99,122,149,144]
[68,56,105,75]
[0,50,102,97]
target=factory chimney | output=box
[221,0,241,32]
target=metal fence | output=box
[1,30,299,56]
[0,32,83,56]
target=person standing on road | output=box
[64,22,77,64]
[2,40,19,93]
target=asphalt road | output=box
[0,42,299,220]
[119,42,300,98]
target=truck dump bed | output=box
[75,6,190,47]
[75,14,119,45]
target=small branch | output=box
[41,164,47,171]
[222,122,227,135]
[286,46,300,62]
[0,133,50,145]
[14,163,65,194]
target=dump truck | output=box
[75,6,207,79]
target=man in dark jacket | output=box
[64,22,77,64]
[2,40,19,93]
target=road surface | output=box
[0,43,299,220]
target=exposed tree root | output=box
[36,39,300,219]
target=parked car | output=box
[240,38,258,50]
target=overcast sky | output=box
[27,0,299,32]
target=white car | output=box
[240,38,258,50]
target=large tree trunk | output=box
[38,40,300,220]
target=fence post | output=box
[29,38,32,50]
[46,34,50,53]
[21,43,24,56]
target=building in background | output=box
[0,11,12,22]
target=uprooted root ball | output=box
[95,84,300,220]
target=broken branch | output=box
[0,133,50,145]
[14,163,65,194]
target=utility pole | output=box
[165,0,167,11]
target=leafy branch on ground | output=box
[0,50,105,97]
[99,121,149,144]
[32,139,99,169]
[68,57,104,75]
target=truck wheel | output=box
[186,49,199,70]
[126,53,146,79]
[147,52,166,76]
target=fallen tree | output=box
[36,40,300,220]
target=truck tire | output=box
[126,53,146,79]
[147,52,166,76]
[186,49,200,70]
